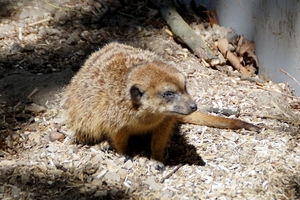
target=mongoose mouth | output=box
[169,109,197,116]
[170,102,197,116]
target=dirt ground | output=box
[0,0,300,199]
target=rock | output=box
[49,169,64,176]
[0,25,14,38]
[139,158,146,166]
[106,160,118,172]
[161,189,175,198]
[46,144,58,153]
[49,131,65,142]
[25,103,46,113]
[79,183,97,195]
[16,161,28,166]
[23,43,35,52]
[0,160,16,167]
[66,32,80,45]
[24,33,38,43]
[45,28,61,36]
[36,164,48,173]
[118,168,127,180]
[93,154,103,162]
[109,189,120,197]
[28,132,41,144]
[10,187,21,197]
[123,159,133,170]
[72,146,79,154]
[11,43,24,53]
[221,131,239,141]
[83,163,99,175]
[21,174,30,184]
[54,9,69,23]
[38,28,47,38]
[103,171,120,182]
[94,190,107,198]
[145,176,162,191]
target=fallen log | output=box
[150,0,219,63]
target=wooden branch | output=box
[206,107,239,117]
[218,38,251,76]
[150,0,218,63]
[160,163,183,183]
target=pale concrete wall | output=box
[192,0,300,96]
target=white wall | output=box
[194,0,300,96]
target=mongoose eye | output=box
[161,91,176,99]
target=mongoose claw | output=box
[124,155,134,162]
[99,141,110,152]
[152,160,165,171]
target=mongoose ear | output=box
[130,85,144,106]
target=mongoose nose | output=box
[190,103,197,112]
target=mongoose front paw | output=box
[151,160,165,171]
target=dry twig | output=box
[28,17,53,26]
[280,68,300,87]
[27,87,39,99]
[160,163,183,183]
[245,84,300,100]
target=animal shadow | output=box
[128,126,206,167]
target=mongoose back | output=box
[63,42,259,165]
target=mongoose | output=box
[63,42,259,165]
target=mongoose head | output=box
[128,61,197,115]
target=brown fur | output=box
[63,42,259,164]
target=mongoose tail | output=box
[179,111,260,132]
